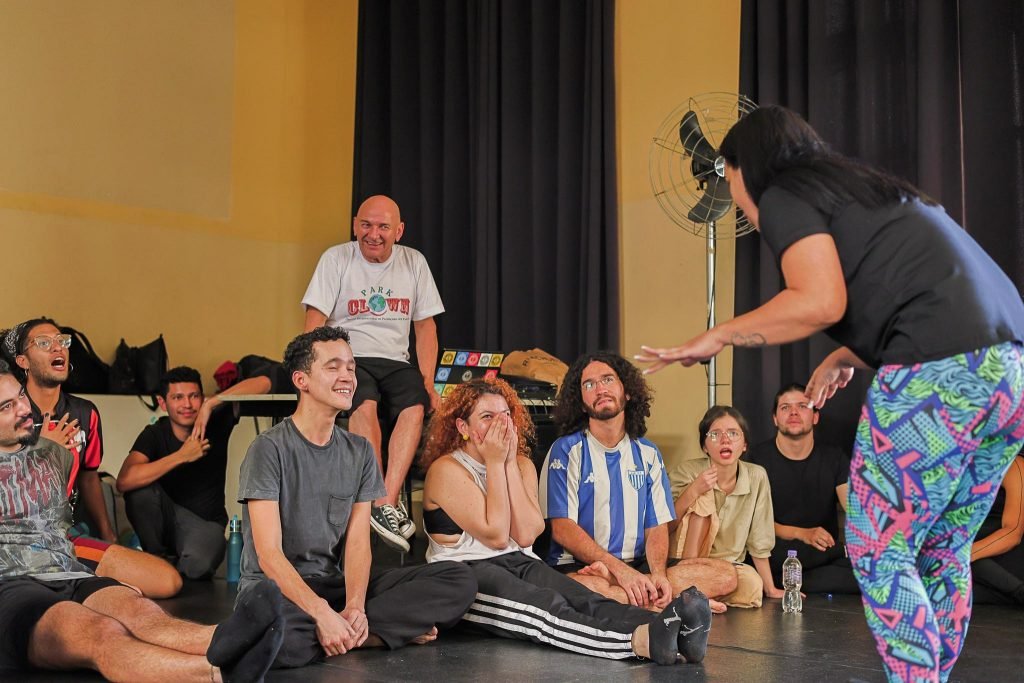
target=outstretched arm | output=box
[637,234,847,372]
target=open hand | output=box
[40,412,80,449]
[635,330,725,374]
[806,354,854,409]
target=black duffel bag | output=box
[109,335,169,396]
[60,326,110,394]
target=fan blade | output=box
[678,111,717,164]
[687,174,733,223]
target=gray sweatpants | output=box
[124,484,226,579]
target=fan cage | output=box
[649,92,758,238]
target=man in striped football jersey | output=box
[541,352,737,613]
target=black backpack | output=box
[60,326,110,394]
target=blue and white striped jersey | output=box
[539,430,675,566]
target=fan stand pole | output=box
[706,221,717,409]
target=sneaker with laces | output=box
[370,504,410,552]
[396,499,416,540]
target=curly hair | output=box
[420,378,535,470]
[283,326,350,377]
[553,351,653,439]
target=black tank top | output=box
[423,506,463,535]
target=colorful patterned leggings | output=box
[845,342,1024,683]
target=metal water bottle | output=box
[226,515,243,584]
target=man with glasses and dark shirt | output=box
[2,319,181,598]
[6,318,114,542]
[747,383,859,594]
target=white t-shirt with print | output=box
[301,241,444,362]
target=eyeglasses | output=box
[707,429,742,443]
[29,334,72,351]
[581,376,617,392]
[778,402,812,414]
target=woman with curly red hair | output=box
[420,378,711,665]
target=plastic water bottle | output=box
[782,549,803,613]
[226,515,243,584]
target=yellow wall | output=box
[0,0,358,382]
[0,0,739,480]
[616,1,741,467]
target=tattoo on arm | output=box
[731,332,767,347]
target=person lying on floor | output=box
[237,326,477,669]
[670,405,785,607]
[540,351,738,613]
[0,358,283,682]
[420,377,713,665]
[1,320,182,599]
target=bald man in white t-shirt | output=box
[302,195,444,553]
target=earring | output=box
[462,433,469,441]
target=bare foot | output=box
[577,561,613,582]
[411,626,439,645]
[710,598,727,614]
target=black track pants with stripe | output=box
[463,551,654,659]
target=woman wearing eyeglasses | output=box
[668,405,782,604]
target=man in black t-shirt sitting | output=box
[747,383,859,594]
[116,367,237,579]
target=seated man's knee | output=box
[177,536,225,580]
[29,602,131,670]
[123,484,161,511]
[97,546,182,598]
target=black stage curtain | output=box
[734,1,1024,449]
[352,1,618,362]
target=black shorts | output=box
[0,575,123,670]
[552,557,681,574]
[352,357,428,421]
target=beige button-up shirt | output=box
[670,457,776,562]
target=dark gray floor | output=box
[18,540,1024,682]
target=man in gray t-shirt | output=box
[237,327,475,668]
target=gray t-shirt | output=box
[237,418,385,592]
[0,440,89,577]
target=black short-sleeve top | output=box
[758,186,1024,367]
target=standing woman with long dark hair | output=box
[637,105,1024,683]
